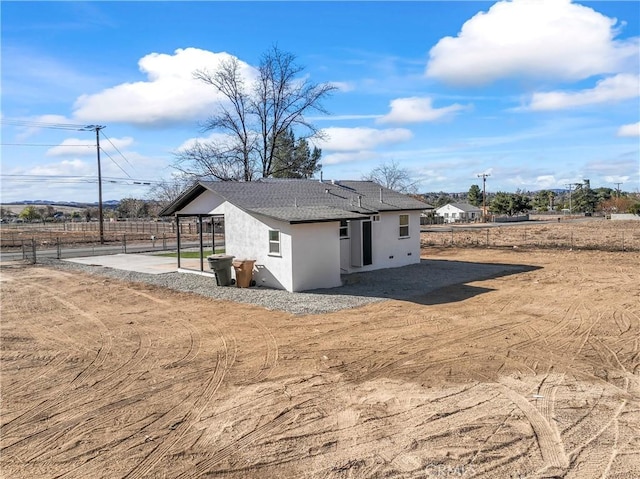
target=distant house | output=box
[160,179,430,292]
[435,203,482,223]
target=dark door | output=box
[362,220,372,266]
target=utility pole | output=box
[614,182,623,212]
[565,183,581,215]
[81,125,106,244]
[477,173,490,222]
[565,183,573,215]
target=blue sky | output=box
[2,0,639,203]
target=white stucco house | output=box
[160,179,431,292]
[435,203,482,224]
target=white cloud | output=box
[535,175,559,189]
[46,136,134,157]
[315,127,413,152]
[329,81,355,92]
[72,48,257,126]
[175,132,234,150]
[528,74,640,110]
[308,114,382,122]
[604,175,631,184]
[322,151,381,165]
[377,97,466,124]
[413,168,449,184]
[29,159,94,177]
[617,121,640,137]
[426,0,639,85]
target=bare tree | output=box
[254,46,335,178]
[362,160,419,194]
[173,140,247,181]
[176,46,335,181]
[147,177,194,214]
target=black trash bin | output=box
[206,254,235,286]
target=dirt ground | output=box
[1,245,639,478]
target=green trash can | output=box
[206,254,235,286]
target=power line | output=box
[1,118,90,131]
[102,132,138,176]
[1,174,157,185]
[99,148,133,178]
[3,118,139,179]
[1,143,94,147]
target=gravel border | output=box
[33,257,530,315]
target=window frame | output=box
[339,219,350,238]
[268,229,281,256]
[399,214,410,238]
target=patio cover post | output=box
[176,215,181,269]
[199,215,204,272]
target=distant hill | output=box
[0,200,120,216]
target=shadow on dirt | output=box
[313,259,541,305]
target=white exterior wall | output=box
[221,203,295,291]
[290,222,342,291]
[436,204,480,223]
[436,204,462,223]
[221,207,341,292]
[178,190,224,215]
[341,210,421,274]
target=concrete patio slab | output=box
[65,254,205,275]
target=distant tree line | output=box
[422,179,640,216]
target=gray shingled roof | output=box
[160,179,432,223]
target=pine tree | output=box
[468,184,482,206]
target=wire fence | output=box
[0,220,214,249]
[420,223,640,252]
[12,233,225,263]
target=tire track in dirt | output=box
[41,290,114,385]
[243,317,279,383]
[468,407,518,467]
[0,282,76,400]
[0,278,154,425]
[342,294,537,383]
[174,399,316,478]
[163,320,202,369]
[1,280,92,354]
[130,285,279,383]
[0,353,71,399]
[6,320,155,463]
[0,279,195,464]
[350,319,525,383]
[0,296,111,437]
[558,394,629,478]
[122,323,233,479]
[507,299,585,354]
[494,381,569,472]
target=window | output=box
[339,220,349,238]
[268,229,281,255]
[399,214,409,238]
